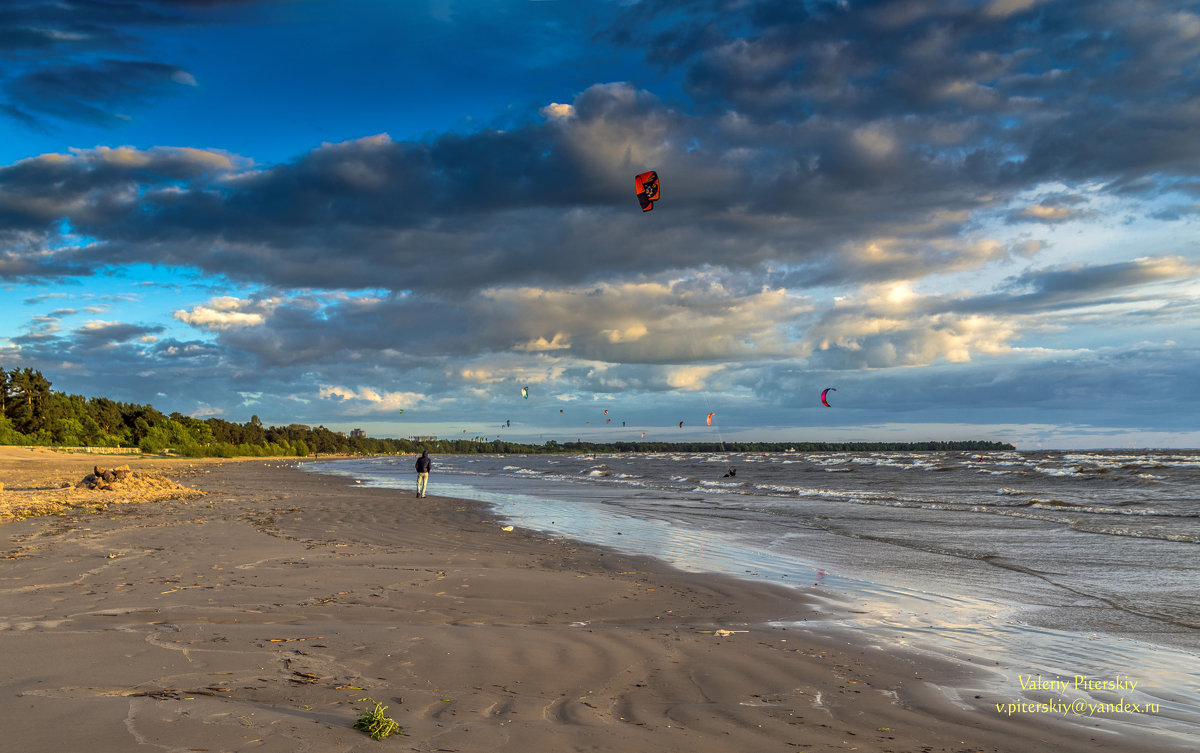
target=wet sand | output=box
[0,448,1180,752]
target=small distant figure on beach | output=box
[723,467,736,478]
[415,450,432,498]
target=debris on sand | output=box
[76,465,195,494]
[1,464,203,521]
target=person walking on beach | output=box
[415,450,432,498]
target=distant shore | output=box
[0,448,1179,751]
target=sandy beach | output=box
[0,447,1180,752]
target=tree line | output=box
[0,367,1015,457]
[0,367,415,457]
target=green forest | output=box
[0,367,1015,457]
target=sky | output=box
[1,0,1198,449]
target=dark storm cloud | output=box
[0,246,91,279]
[0,25,66,52]
[0,1,1193,295]
[0,0,276,40]
[0,0,276,130]
[608,0,1200,183]
[957,256,1199,314]
[0,103,44,132]
[0,81,998,291]
[74,320,164,347]
[0,0,1196,427]
[6,59,195,127]
[0,146,241,234]
[1003,257,1193,298]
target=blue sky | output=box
[2,0,1199,449]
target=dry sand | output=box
[0,447,1179,752]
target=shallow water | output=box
[305,449,1200,742]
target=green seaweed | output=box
[353,697,403,740]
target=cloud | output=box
[0,145,244,235]
[608,0,1200,187]
[472,278,809,365]
[1009,199,1091,224]
[998,255,1197,304]
[3,0,1195,298]
[802,285,1020,370]
[174,296,271,330]
[796,253,1198,370]
[318,385,427,415]
[541,102,574,120]
[6,59,198,127]
[1,0,1198,444]
[0,0,277,129]
[75,320,165,346]
[0,85,1009,292]
[982,0,1043,19]
[664,364,724,392]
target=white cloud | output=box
[983,0,1041,19]
[476,278,810,364]
[1013,203,1087,223]
[541,102,574,119]
[803,283,1020,368]
[173,295,297,331]
[514,333,572,351]
[319,385,425,414]
[665,364,723,391]
[174,305,265,330]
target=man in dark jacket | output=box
[415,450,432,498]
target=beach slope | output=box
[0,449,1173,752]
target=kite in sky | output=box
[635,170,660,212]
[821,388,836,407]
[522,386,529,399]
[706,412,716,426]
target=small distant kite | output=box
[641,432,645,438]
[603,409,608,415]
[678,421,684,428]
[521,386,529,399]
[397,409,404,415]
[635,170,660,212]
[820,388,836,407]
[559,409,564,414]
[606,418,611,424]
[706,412,716,426]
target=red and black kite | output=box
[635,170,660,212]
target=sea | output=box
[303,449,1200,743]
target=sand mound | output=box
[1,464,203,522]
[75,465,192,494]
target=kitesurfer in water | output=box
[723,467,737,478]
[415,450,432,498]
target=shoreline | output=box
[310,453,1200,745]
[1,449,1186,751]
